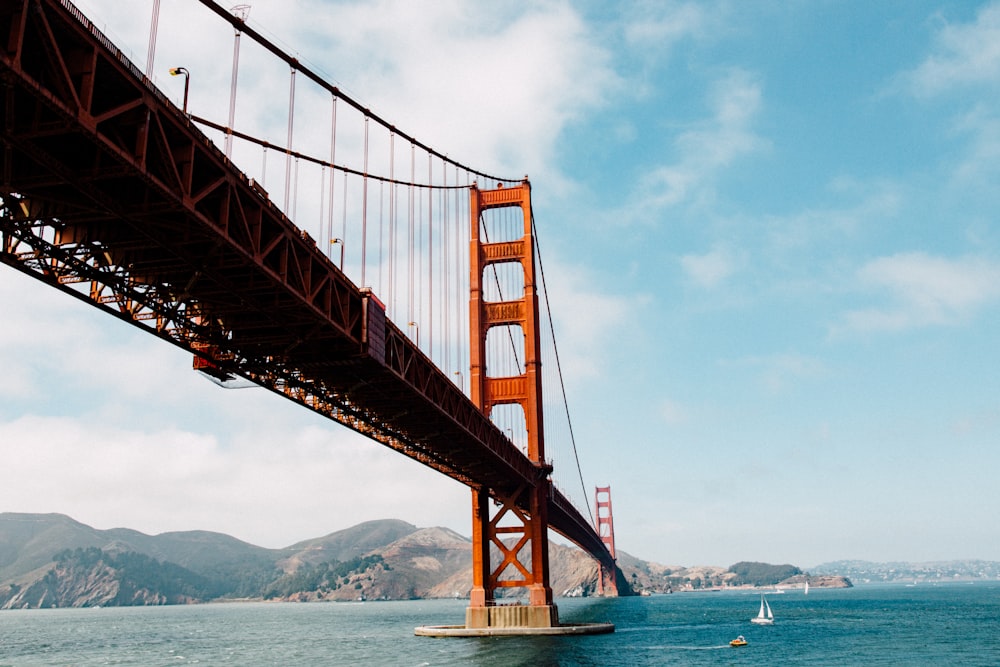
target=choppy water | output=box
[1,582,998,665]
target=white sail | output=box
[751,594,775,624]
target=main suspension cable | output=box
[190,114,471,190]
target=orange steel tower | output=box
[595,486,619,596]
[466,180,556,629]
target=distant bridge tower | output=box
[466,180,557,629]
[595,486,619,596]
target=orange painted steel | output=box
[595,486,619,596]
[468,182,553,614]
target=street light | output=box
[453,370,464,393]
[408,321,419,348]
[168,66,189,114]
[330,237,344,269]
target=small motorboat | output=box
[730,635,748,647]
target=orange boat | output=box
[730,635,748,647]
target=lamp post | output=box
[408,321,419,348]
[168,66,189,114]
[330,237,344,269]
[453,370,464,393]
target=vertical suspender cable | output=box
[456,167,464,380]
[225,6,249,158]
[145,0,161,79]
[408,143,415,326]
[260,145,267,188]
[318,163,326,247]
[284,68,296,212]
[427,153,433,360]
[442,160,449,376]
[291,157,300,222]
[378,179,384,296]
[419,169,425,346]
[341,171,348,271]
[327,96,338,263]
[416,159,423,338]
[361,117,371,287]
[388,132,396,315]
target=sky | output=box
[2,0,1000,570]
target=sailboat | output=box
[750,593,774,625]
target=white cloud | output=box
[950,104,1000,188]
[680,246,742,288]
[0,413,469,547]
[0,265,474,547]
[264,0,616,190]
[623,1,711,52]
[541,258,639,383]
[907,3,1000,97]
[633,69,767,212]
[897,4,1000,194]
[840,252,1000,333]
[756,179,902,258]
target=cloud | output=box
[623,1,711,53]
[632,69,767,213]
[950,103,1000,188]
[840,252,1000,333]
[541,257,638,383]
[680,246,742,288]
[906,3,1000,97]
[896,3,1000,193]
[0,413,469,547]
[264,0,617,189]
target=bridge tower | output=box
[466,180,557,629]
[595,486,619,596]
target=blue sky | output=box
[2,0,999,569]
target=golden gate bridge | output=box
[0,0,624,633]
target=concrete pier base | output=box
[415,603,615,637]
[466,603,559,629]
[414,622,615,637]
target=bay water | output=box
[1,582,998,665]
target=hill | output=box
[0,512,863,608]
[1,513,622,608]
[0,514,436,608]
